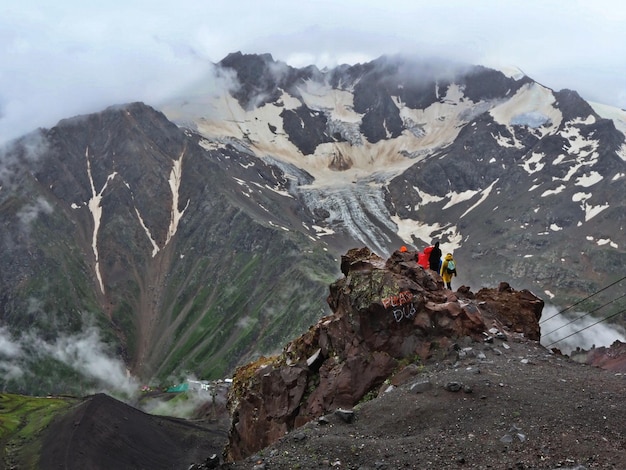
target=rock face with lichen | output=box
[224,247,545,461]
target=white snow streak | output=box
[251,181,293,198]
[596,238,619,248]
[575,171,603,187]
[312,224,335,236]
[572,192,609,222]
[84,147,117,294]
[443,189,479,209]
[541,185,566,197]
[135,208,160,257]
[165,149,190,247]
[585,203,610,221]
[460,180,498,218]
[412,186,444,210]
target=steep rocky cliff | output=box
[224,247,544,460]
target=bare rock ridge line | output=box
[224,246,544,461]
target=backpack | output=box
[446,260,456,274]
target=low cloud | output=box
[40,327,138,396]
[0,131,49,188]
[17,196,54,229]
[0,325,139,397]
[3,1,625,146]
[540,304,626,355]
[0,327,23,357]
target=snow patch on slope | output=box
[297,80,361,123]
[521,152,546,174]
[572,192,609,222]
[83,147,117,294]
[390,83,474,156]
[443,188,480,209]
[165,148,190,247]
[392,215,462,253]
[589,101,626,136]
[548,118,603,187]
[412,186,444,210]
[490,83,562,144]
[460,180,498,218]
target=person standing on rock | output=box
[441,253,457,289]
[429,241,442,273]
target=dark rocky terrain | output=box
[221,334,626,470]
[39,393,228,470]
[29,336,626,470]
[212,248,626,469]
[9,247,626,470]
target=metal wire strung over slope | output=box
[544,306,626,348]
[540,292,626,338]
[539,274,626,347]
[539,274,626,325]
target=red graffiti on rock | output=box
[381,291,414,309]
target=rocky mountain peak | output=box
[218,51,322,110]
[224,247,544,460]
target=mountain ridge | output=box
[0,101,339,392]
[162,52,626,305]
[0,52,625,396]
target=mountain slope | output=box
[225,334,626,470]
[0,102,338,392]
[1,52,626,394]
[163,52,626,308]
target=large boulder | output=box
[224,247,544,461]
[471,281,544,341]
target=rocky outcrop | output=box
[224,247,545,461]
[570,340,626,372]
[471,282,544,341]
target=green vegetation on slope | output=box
[151,211,339,382]
[0,394,78,469]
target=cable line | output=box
[541,292,626,338]
[544,306,626,348]
[539,275,626,325]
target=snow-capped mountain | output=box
[163,52,626,303]
[0,52,624,394]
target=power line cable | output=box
[544,306,626,348]
[541,292,626,338]
[539,275,626,325]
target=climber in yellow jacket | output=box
[441,253,457,290]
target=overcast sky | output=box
[1,0,625,144]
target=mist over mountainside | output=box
[0,52,625,395]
